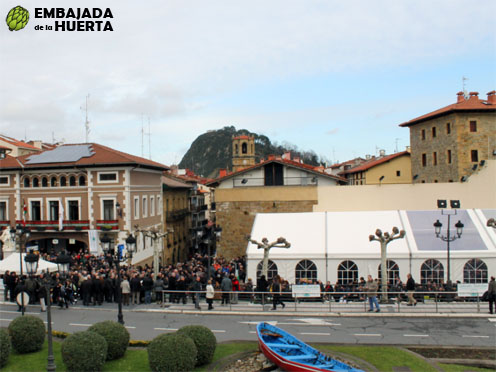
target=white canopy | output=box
[0,253,58,275]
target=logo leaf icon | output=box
[6,6,29,31]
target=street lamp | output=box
[369,227,406,302]
[25,249,70,372]
[433,219,464,285]
[11,225,31,315]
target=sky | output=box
[1,0,495,166]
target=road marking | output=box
[239,321,277,325]
[0,318,12,322]
[353,334,382,337]
[0,310,39,315]
[462,335,489,338]
[278,322,341,326]
[212,330,226,333]
[300,332,331,336]
[489,319,496,322]
[154,328,178,331]
[125,326,136,329]
[295,318,341,326]
[404,334,429,337]
[249,331,256,334]
[69,323,91,327]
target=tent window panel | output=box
[337,260,358,285]
[463,259,488,283]
[420,259,444,284]
[256,260,278,281]
[378,260,400,285]
[295,260,317,283]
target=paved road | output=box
[1,301,494,347]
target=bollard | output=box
[435,293,438,313]
[477,295,480,313]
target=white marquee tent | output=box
[0,253,58,275]
[246,209,496,285]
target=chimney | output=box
[268,155,276,161]
[219,169,227,178]
[468,92,479,100]
[379,149,386,157]
[487,90,496,104]
[293,156,301,163]
[456,91,465,103]
[365,154,371,160]
[406,146,411,152]
[282,151,291,160]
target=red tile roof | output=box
[399,91,495,127]
[207,157,346,186]
[233,135,253,140]
[0,143,169,171]
[0,134,41,150]
[341,151,410,174]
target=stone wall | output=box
[216,199,316,259]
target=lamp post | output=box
[369,227,406,302]
[201,225,222,279]
[25,249,70,372]
[433,218,464,285]
[10,225,31,315]
[100,233,136,325]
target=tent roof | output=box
[0,253,58,275]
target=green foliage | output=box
[88,321,130,360]
[0,328,11,367]
[8,315,45,354]
[177,325,217,366]
[147,333,197,372]
[61,331,107,372]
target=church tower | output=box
[232,135,255,172]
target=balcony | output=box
[14,220,90,231]
[165,208,189,222]
[0,221,9,228]
[96,220,119,230]
[191,204,208,213]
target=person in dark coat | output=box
[3,271,10,301]
[80,275,92,306]
[406,273,417,306]
[103,274,114,303]
[488,276,496,314]
[270,275,285,310]
[220,273,232,305]
[7,271,18,302]
[176,275,187,304]
[92,275,104,306]
[14,277,28,312]
[256,275,268,305]
[142,274,154,304]
[130,274,141,305]
[192,275,202,309]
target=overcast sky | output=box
[1,0,495,166]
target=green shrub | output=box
[147,333,197,372]
[61,331,107,372]
[8,315,45,353]
[177,325,217,366]
[0,329,11,367]
[88,321,130,360]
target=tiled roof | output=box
[341,151,410,174]
[329,157,368,169]
[233,135,253,140]
[399,91,495,127]
[0,134,41,150]
[162,175,192,189]
[207,157,346,186]
[0,143,169,170]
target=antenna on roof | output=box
[80,94,90,143]
[147,117,151,160]
[394,138,400,153]
[141,114,144,157]
[462,76,469,98]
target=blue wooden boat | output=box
[257,322,363,372]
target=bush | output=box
[148,333,197,372]
[177,325,217,366]
[61,331,107,372]
[8,315,45,353]
[88,321,130,360]
[0,329,11,367]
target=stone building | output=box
[0,142,168,263]
[232,135,255,172]
[207,155,345,259]
[400,90,496,183]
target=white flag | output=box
[59,199,64,230]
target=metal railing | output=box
[154,290,484,313]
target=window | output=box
[256,260,278,281]
[463,259,488,283]
[142,196,147,218]
[79,176,86,186]
[471,150,478,162]
[469,121,477,132]
[42,177,48,187]
[396,171,401,177]
[433,152,437,166]
[49,201,59,221]
[98,172,118,183]
[432,127,436,138]
[134,197,139,219]
[337,260,358,284]
[32,178,39,187]
[295,260,317,283]
[0,176,8,185]
[0,201,7,220]
[446,122,451,134]
[157,195,161,215]
[378,260,400,285]
[103,200,115,220]
[421,259,444,284]
[264,163,283,186]
[150,196,155,216]
[50,177,57,187]
[242,142,247,154]
[69,176,76,186]
[24,178,30,187]
[31,201,41,221]
[68,200,79,220]
[447,150,452,164]
[234,144,238,155]
[421,153,427,167]
[421,129,425,140]
[60,176,66,187]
